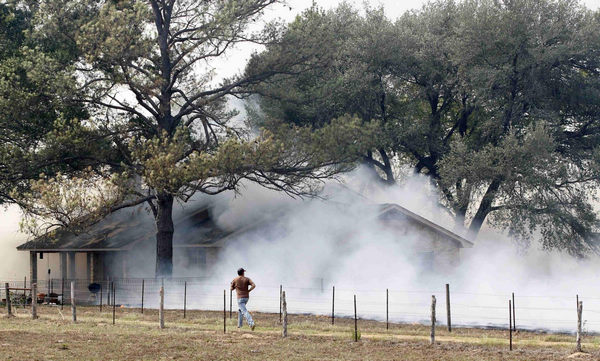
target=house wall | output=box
[174,247,208,277]
[380,219,461,270]
[33,252,60,292]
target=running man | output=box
[230,267,256,330]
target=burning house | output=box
[16,200,473,288]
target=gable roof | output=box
[182,202,474,249]
[377,203,473,248]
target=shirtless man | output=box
[230,267,256,330]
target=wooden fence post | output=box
[71,281,76,323]
[331,286,335,325]
[354,295,358,342]
[223,289,226,334]
[576,300,583,352]
[279,285,282,323]
[229,289,232,319]
[509,299,513,351]
[5,283,11,317]
[159,286,165,329]
[23,277,26,309]
[31,283,37,319]
[446,284,451,332]
[99,283,102,312]
[430,295,436,345]
[282,291,288,337]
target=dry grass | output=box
[0,305,598,360]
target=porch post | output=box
[87,253,94,283]
[60,253,67,280]
[29,251,37,289]
[68,252,76,280]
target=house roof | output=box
[16,204,227,252]
[17,201,473,252]
[377,203,473,248]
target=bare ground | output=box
[0,305,599,360]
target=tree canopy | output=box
[251,0,600,255]
[3,0,600,267]
[0,1,102,206]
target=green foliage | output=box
[251,0,600,255]
[5,0,600,259]
[0,2,103,206]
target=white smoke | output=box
[4,167,599,334]
[0,206,29,280]
[183,168,600,334]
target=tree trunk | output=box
[155,194,174,277]
[363,151,395,185]
[468,178,501,236]
[378,148,395,184]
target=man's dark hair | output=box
[237,268,245,276]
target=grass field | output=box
[0,305,598,360]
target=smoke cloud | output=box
[186,168,600,334]
[0,206,29,280]
[4,168,599,334]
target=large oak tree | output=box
[252,0,600,255]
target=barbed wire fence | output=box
[0,276,593,349]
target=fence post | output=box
[61,278,64,311]
[576,300,583,352]
[354,295,358,342]
[183,281,187,319]
[279,285,282,323]
[140,279,144,314]
[223,289,226,334]
[576,294,579,322]
[386,288,389,330]
[23,277,26,308]
[229,289,232,319]
[31,283,37,319]
[512,292,516,332]
[5,283,11,317]
[159,286,165,329]
[430,295,436,345]
[112,282,116,325]
[509,299,513,351]
[446,284,451,332]
[71,281,76,323]
[282,291,288,338]
[331,286,335,325]
[99,283,103,312]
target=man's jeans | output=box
[237,297,254,327]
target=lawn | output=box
[0,305,598,360]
